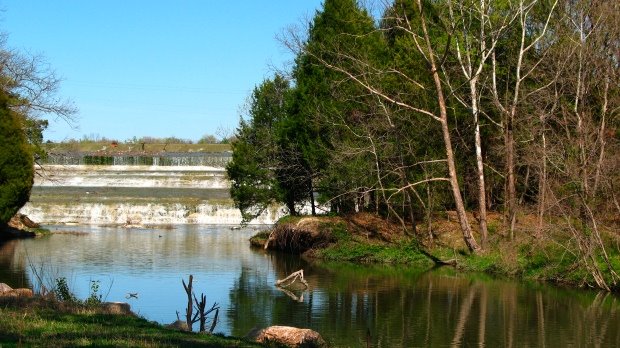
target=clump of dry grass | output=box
[264,221,335,253]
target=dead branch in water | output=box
[275,270,309,289]
[180,275,220,333]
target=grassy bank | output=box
[255,213,620,292]
[0,297,260,347]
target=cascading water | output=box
[44,152,232,167]
[19,152,284,225]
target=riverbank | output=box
[0,296,260,347]
[253,213,620,292]
[0,214,50,241]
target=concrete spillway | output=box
[19,155,283,225]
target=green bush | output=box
[54,277,78,303]
[0,94,34,224]
[84,280,103,306]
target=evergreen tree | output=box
[226,75,294,222]
[0,91,34,225]
[288,0,382,214]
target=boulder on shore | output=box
[0,283,12,293]
[166,320,190,331]
[8,213,40,229]
[0,283,34,298]
[1,214,37,240]
[255,325,327,348]
[101,302,132,315]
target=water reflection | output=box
[0,225,618,347]
[230,248,620,347]
[0,240,30,288]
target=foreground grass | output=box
[0,297,260,348]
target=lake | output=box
[1,225,619,347]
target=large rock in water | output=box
[255,326,327,348]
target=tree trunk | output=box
[471,79,489,248]
[506,114,517,240]
[536,131,547,237]
[418,0,480,253]
[309,180,316,216]
[593,77,609,194]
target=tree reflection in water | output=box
[0,240,30,289]
[1,229,618,347]
[228,251,620,347]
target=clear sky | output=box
[1,1,323,142]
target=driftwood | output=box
[275,270,308,290]
[275,270,308,302]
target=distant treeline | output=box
[49,134,236,145]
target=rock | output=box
[166,320,190,331]
[101,302,132,315]
[0,283,13,293]
[0,284,34,298]
[2,214,37,240]
[7,213,39,229]
[255,326,327,348]
[20,214,40,228]
[11,288,34,298]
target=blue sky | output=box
[2,1,324,142]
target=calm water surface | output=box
[1,225,619,347]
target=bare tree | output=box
[489,0,558,239]
[521,0,620,289]
[0,35,76,123]
[0,33,77,154]
[445,0,516,247]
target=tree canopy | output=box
[230,0,619,286]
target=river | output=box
[1,224,619,347]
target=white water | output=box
[19,164,284,225]
[35,165,229,189]
[20,202,283,225]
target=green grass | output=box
[0,297,261,347]
[249,230,271,248]
[316,238,432,266]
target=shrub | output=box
[54,277,77,303]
